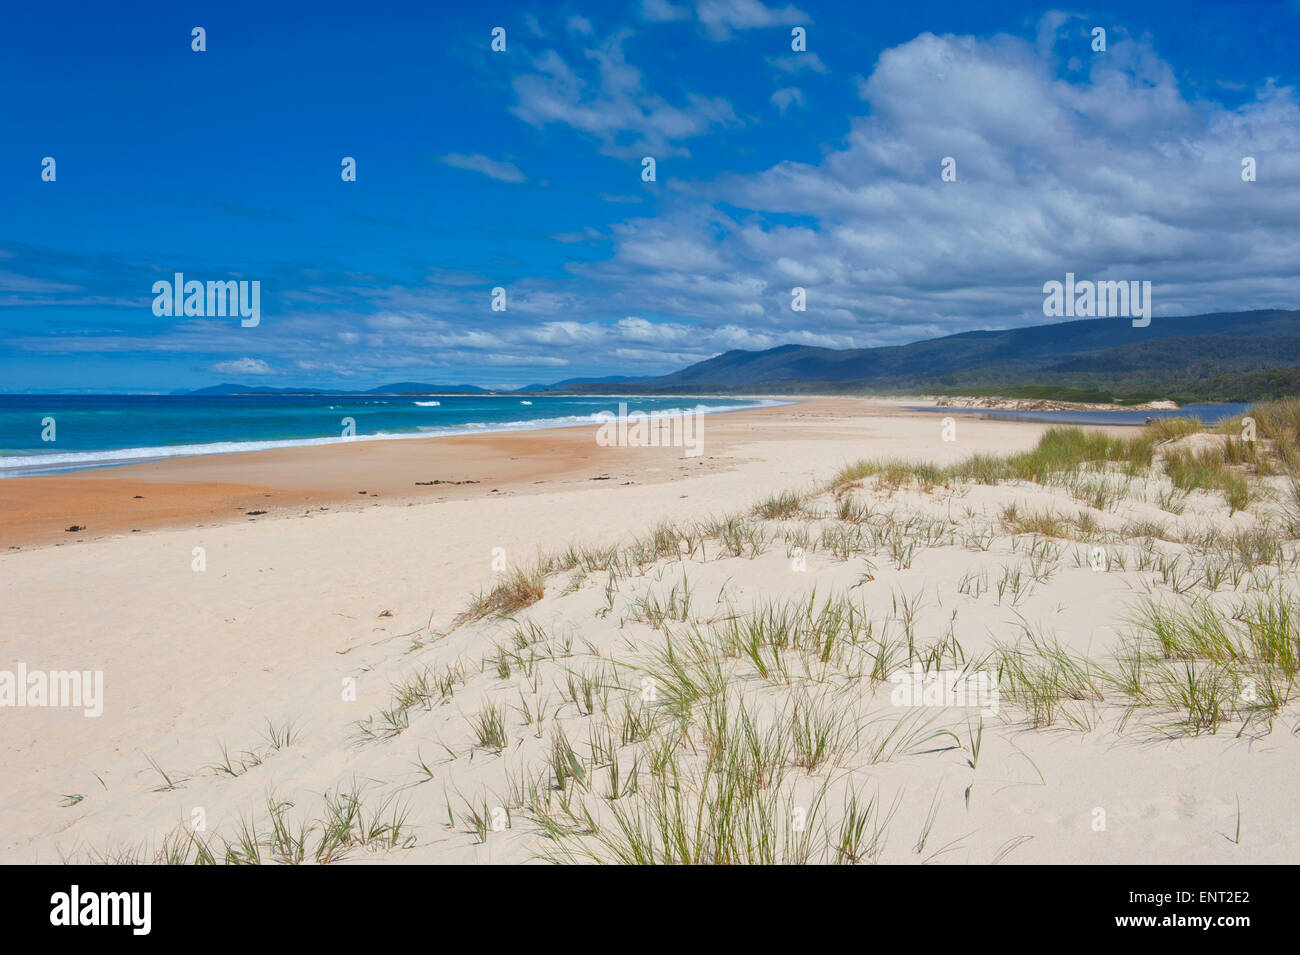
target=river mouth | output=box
[907,403,1252,427]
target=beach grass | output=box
[72,400,1300,865]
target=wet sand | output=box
[2,398,863,549]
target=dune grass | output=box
[831,402,1300,518]
[77,784,416,865]
[460,566,548,622]
[832,426,1155,494]
[752,490,810,520]
[74,398,1300,866]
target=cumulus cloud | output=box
[509,31,740,158]
[579,20,1300,345]
[10,14,1299,390]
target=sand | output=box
[1,399,888,549]
[1,396,1296,864]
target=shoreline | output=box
[0,396,789,478]
[0,396,1144,552]
[0,397,826,551]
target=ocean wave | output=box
[413,400,441,406]
[0,399,791,476]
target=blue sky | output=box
[2,0,1299,392]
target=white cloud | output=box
[696,0,810,40]
[212,357,272,376]
[522,321,606,345]
[616,316,689,343]
[15,16,1300,390]
[770,86,805,113]
[768,51,829,74]
[0,271,79,293]
[476,353,570,367]
[510,32,740,158]
[639,0,691,22]
[550,226,604,243]
[573,20,1300,347]
[438,153,528,183]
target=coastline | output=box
[0,395,788,479]
[3,393,1297,865]
[0,394,1054,863]
[2,396,951,551]
[0,397,801,550]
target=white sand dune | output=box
[2,398,1296,864]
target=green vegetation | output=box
[74,397,1300,866]
[929,384,1160,404]
[832,399,1300,514]
[460,566,548,622]
[78,785,416,864]
[834,426,1152,491]
[752,489,810,520]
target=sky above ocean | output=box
[2,0,1298,392]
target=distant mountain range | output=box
[589,308,1300,395]
[178,382,491,396]
[180,308,1300,402]
[517,375,648,392]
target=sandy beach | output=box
[1,398,903,550]
[2,396,1296,865]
